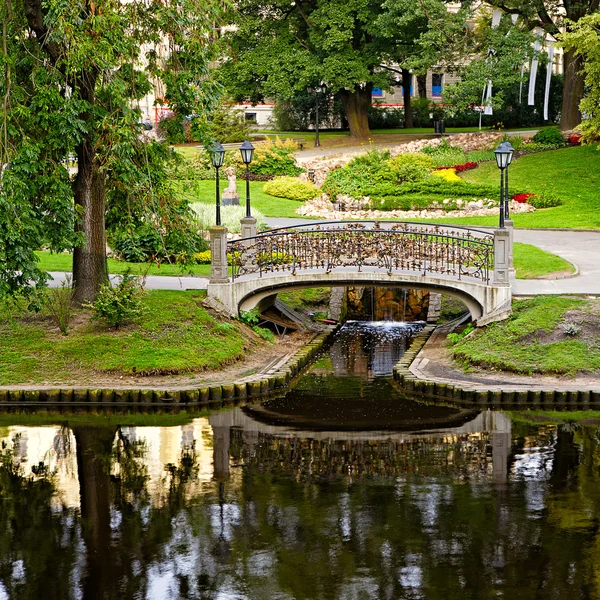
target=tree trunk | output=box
[402,69,413,129]
[560,49,585,131]
[72,138,108,305]
[417,74,427,99]
[339,85,372,138]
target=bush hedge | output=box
[263,176,320,201]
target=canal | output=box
[0,321,598,599]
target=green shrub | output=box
[321,149,392,199]
[529,190,563,208]
[532,126,566,146]
[44,276,73,335]
[447,323,475,346]
[263,176,320,201]
[381,153,434,184]
[157,114,185,144]
[206,104,251,143]
[239,308,261,326]
[253,325,275,341]
[87,273,147,329]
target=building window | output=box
[372,87,384,98]
[245,112,257,123]
[432,73,443,98]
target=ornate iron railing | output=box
[228,221,494,284]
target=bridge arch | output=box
[207,221,512,326]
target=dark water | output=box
[1,323,600,599]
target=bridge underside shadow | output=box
[208,269,512,325]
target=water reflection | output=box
[0,323,599,598]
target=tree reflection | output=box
[4,420,600,598]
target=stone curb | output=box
[392,325,600,406]
[0,326,338,408]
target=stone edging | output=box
[0,326,337,407]
[392,324,600,405]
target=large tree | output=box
[219,0,469,137]
[1,0,220,303]
[561,12,600,141]
[485,0,600,130]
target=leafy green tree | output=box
[219,0,468,136]
[485,0,600,130]
[1,0,221,303]
[442,14,538,115]
[560,12,600,141]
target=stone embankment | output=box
[0,327,337,407]
[297,196,534,221]
[392,325,600,405]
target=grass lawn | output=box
[443,144,600,229]
[451,296,600,376]
[513,242,575,279]
[35,251,211,277]
[189,180,305,219]
[0,291,257,384]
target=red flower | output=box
[512,193,535,203]
[435,162,478,172]
[568,135,582,145]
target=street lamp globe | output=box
[500,140,514,166]
[239,139,255,165]
[494,143,511,170]
[209,142,226,168]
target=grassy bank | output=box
[441,145,600,229]
[0,291,257,385]
[451,296,600,376]
[513,243,575,279]
[35,251,211,277]
[186,180,304,219]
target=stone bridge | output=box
[207,220,512,326]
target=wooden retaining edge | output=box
[0,326,339,409]
[392,325,600,406]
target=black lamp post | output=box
[239,140,255,218]
[209,142,226,226]
[499,141,514,220]
[494,143,512,228]
[307,83,327,147]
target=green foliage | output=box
[239,309,261,326]
[207,104,251,143]
[529,190,563,209]
[382,153,435,184]
[263,177,320,201]
[446,323,475,346]
[0,0,222,301]
[219,0,470,135]
[321,150,391,199]
[158,115,187,144]
[532,127,567,146]
[44,277,73,335]
[252,325,275,341]
[87,274,147,329]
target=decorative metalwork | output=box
[228,221,494,284]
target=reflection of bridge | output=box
[208,221,512,325]
[209,408,512,482]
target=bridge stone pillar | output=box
[505,219,515,272]
[210,226,229,284]
[240,217,257,245]
[493,228,511,285]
